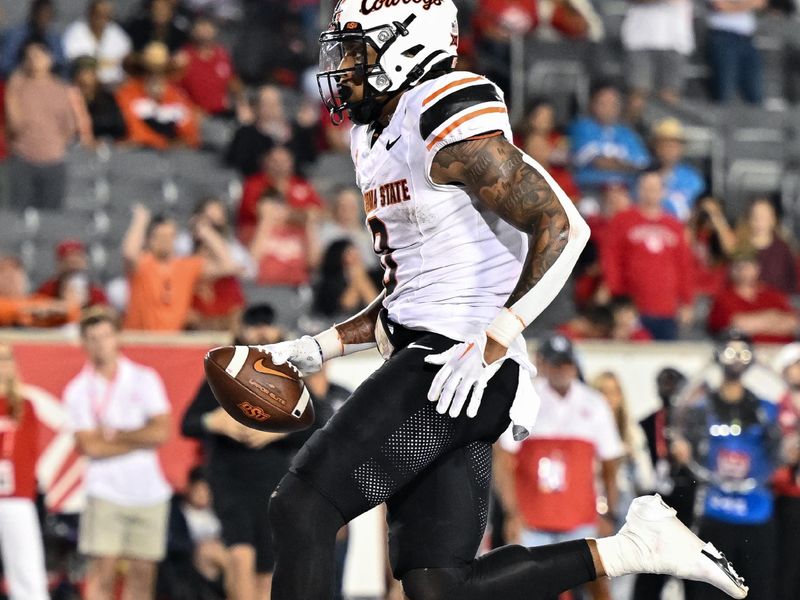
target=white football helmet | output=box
[317,0,459,125]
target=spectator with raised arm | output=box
[707,0,766,104]
[181,198,253,332]
[569,81,650,193]
[687,196,736,298]
[650,118,705,222]
[601,170,694,340]
[708,249,799,344]
[65,308,172,600]
[122,204,238,331]
[249,189,321,288]
[5,39,93,210]
[63,0,133,87]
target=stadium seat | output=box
[107,148,174,210]
[308,152,358,198]
[65,146,108,212]
[241,282,311,330]
[169,149,241,208]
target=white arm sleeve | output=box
[487,153,591,347]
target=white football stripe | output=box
[226,346,250,377]
[292,387,310,418]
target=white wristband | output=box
[486,308,527,348]
[313,327,344,362]
[313,327,376,362]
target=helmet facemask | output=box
[317,17,417,126]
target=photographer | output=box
[675,331,780,600]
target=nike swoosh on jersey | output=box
[386,135,402,150]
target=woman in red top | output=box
[0,344,49,600]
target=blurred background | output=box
[0,0,799,599]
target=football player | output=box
[252,1,749,598]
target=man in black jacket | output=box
[182,304,347,600]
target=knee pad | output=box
[401,567,466,600]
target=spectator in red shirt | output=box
[181,198,253,331]
[601,170,694,340]
[574,182,632,307]
[37,239,108,309]
[707,249,799,344]
[175,15,243,116]
[771,343,800,600]
[687,196,736,298]
[237,145,323,244]
[736,196,797,294]
[249,188,321,288]
[0,344,49,600]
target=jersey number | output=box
[367,217,398,295]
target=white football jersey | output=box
[350,71,528,342]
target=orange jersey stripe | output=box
[426,107,508,151]
[422,75,484,107]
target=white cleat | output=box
[597,495,748,599]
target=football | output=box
[204,346,314,433]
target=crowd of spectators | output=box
[0,1,799,599]
[0,0,796,344]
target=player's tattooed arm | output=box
[430,134,570,307]
[334,291,385,345]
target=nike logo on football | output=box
[386,135,401,150]
[253,359,295,380]
[407,343,433,351]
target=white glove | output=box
[253,336,323,375]
[425,333,506,418]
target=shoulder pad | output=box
[418,76,502,140]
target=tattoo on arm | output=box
[430,134,570,306]
[334,292,385,345]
